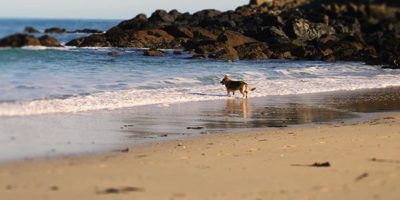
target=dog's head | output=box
[220,75,230,85]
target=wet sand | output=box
[0,113,400,199]
[2,87,400,162]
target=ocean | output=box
[1,18,400,161]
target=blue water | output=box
[0,18,119,43]
[1,18,400,117]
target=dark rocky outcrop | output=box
[38,35,62,47]
[0,34,41,47]
[62,0,400,68]
[209,46,239,61]
[24,26,40,33]
[0,34,63,47]
[66,34,110,47]
[235,42,271,60]
[44,27,66,34]
[285,18,336,41]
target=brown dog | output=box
[220,75,256,98]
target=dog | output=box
[220,75,256,98]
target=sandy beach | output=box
[1,0,400,199]
[1,113,399,200]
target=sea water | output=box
[1,19,400,161]
[1,19,400,116]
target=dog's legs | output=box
[240,89,245,98]
[241,86,247,98]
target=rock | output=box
[149,9,176,25]
[191,9,222,27]
[285,18,336,41]
[216,30,257,47]
[249,0,268,6]
[38,35,62,47]
[71,28,177,49]
[260,13,284,27]
[191,53,208,59]
[117,14,149,30]
[164,25,193,38]
[143,48,166,56]
[63,0,400,67]
[192,9,222,20]
[235,42,271,59]
[209,46,239,61]
[260,26,294,51]
[388,57,400,69]
[188,40,221,54]
[67,29,103,34]
[272,51,295,60]
[0,34,41,47]
[24,26,40,33]
[169,9,182,18]
[44,27,66,34]
[66,34,110,47]
[192,28,219,41]
[132,29,177,49]
[65,38,84,46]
[244,50,269,60]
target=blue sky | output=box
[0,0,249,19]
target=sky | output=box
[0,0,249,20]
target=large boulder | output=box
[117,14,149,30]
[130,29,177,49]
[192,28,219,41]
[38,35,62,47]
[209,46,239,61]
[163,25,193,38]
[388,57,400,69]
[24,26,40,33]
[191,9,222,26]
[149,9,176,24]
[235,42,271,60]
[285,18,336,41]
[216,30,257,47]
[187,40,221,54]
[66,34,111,47]
[259,26,294,51]
[0,34,41,47]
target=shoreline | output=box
[1,86,400,162]
[1,113,399,199]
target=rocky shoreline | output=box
[1,0,399,68]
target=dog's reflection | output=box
[224,98,251,119]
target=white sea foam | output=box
[1,73,400,117]
[20,45,74,51]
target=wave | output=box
[1,74,400,117]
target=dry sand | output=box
[1,114,400,200]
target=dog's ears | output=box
[224,75,228,78]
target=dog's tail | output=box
[245,84,256,92]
